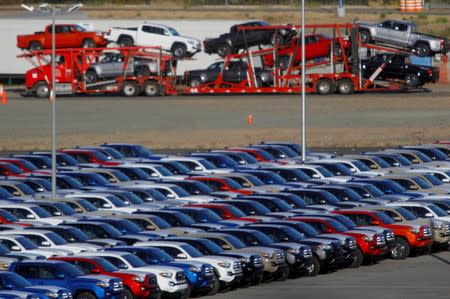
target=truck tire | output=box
[34,82,50,98]
[359,30,371,43]
[207,274,220,296]
[316,78,334,95]
[123,288,133,299]
[29,41,43,51]
[405,73,420,88]
[189,77,202,87]
[278,56,290,70]
[82,38,96,48]
[217,44,232,58]
[306,256,320,277]
[118,36,134,47]
[143,81,160,96]
[336,79,355,94]
[390,237,410,259]
[76,292,95,299]
[414,43,431,57]
[348,248,363,268]
[121,81,139,97]
[172,43,187,59]
[84,70,98,84]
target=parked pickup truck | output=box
[183,60,274,88]
[105,23,201,58]
[17,24,108,51]
[361,53,439,88]
[356,19,449,57]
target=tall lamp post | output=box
[301,0,306,163]
[21,2,83,198]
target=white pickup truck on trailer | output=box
[106,22,202,58]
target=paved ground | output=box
[1,84,449,151]
[215,251,450,299]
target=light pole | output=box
[301,0,306,163]
[21,2,83,198]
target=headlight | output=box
[287,248,299,255]
[189,266,201,272]
[133,276,145,282]
[362,236,371,242]
[317,244,331,251]
[44,292,58,299]
[410,227,420,234]
[159,272,173,278]
[240,257,250,263]
[432,222,444,230]
[96,281,111,288]
[218,262,231,268]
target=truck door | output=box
[139,25,169,52]
[390,22,409,47]
[223,62,241,83]
[55,25,73,48]
[375,20,395,43]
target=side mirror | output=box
[424,212,434,218]
[75,208,83,213]
[318,199,326,204]
[411,159,420,164]
[370,220,380,225]
[151,173,159,177]
[56,273,65,279]
[219,186,229,191]
[250,241,259,246]
[2,284,13,290]
[91,268,101,274]
[222,244,232,250]
[53,211,62,216]
[10,245,21,251]
[118,264,128,269]
[166,194,176,199]
[26,214,36,219]
[409,185,419,190]
[442,178,450,183]
[392,216,402,222]
[223,215,231,219]
[40,241,51,247]
[323,228,333,233]
[176,253,187,259]
[68,238,76,243]
[102,203,112,209]
[312,174,321,179]
[146,225,156,231]
[370,164,378,169]
[194,166,203,171]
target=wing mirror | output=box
[312,174,321,179]
[370,220,380,225]
[91,268,101,274]
[392,216,402,222]
[53,211,62,216]
[424,212,434,218]
[26,214,36,219]
[409,185,419,190]
[10,245,21,251]
[102,203,112,209]
[222,244,232,250]
[176,253,187,259]
[40,241,51,247]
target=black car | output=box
[203,20,295,57]
[184,60,273,87]
[361,53,439,87]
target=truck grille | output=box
[204,266,214,276]
[385,231,395,242]
[147,275,158,288]
[422,227,432,237]
[275,252,285,264]
[112,281,124,292]
[233,261,243,274]
[346,239,357,249]
[444,224,450,234]
[252,256,264,268]
[302,248,313,258]
[175,271,186,281]
[376,235,385,246]
[61,292,73,299]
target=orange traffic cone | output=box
[247,114,254,125]
[0,84,7,105]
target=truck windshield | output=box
[181,244,203,258]
[46,232,69,245]
[375,212,395,224]
[168,27,180,36]
[395,207,417,220]
[123,254,147,267]
[429,204,448,217]
[59,262,86,278]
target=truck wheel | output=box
[414,43,431,57]
[181,282,191,299]
[34,82,50,98]
[122,288,133,299]
[359,30,371,43]
[29,41,43,51]
[306,256,320,277]
[82,39,96,48]
[172,44,187,59]
[121,81,139,97]
[274,266,290,281]
[348,248,363,268]
[316,78,334,95]
[143,81,160,96]
[189,77,202,87]
[390,237,410,259]
[207,274,220,296]
[76,292,96,299]
[84,70,98,84]
[336,79,355,94]
[277,56,290,70]
[405,73,420,88]
[118,36,134,47]
[217,44,231,58]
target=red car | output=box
[50,256,160,299]
[59,149,121,166]
[188,176,254,195]
[17,24,108,50]
[0,209,31,227]
[0,162,26,177]
[0,158,40,173]
[262,34,350,70]
[332,210,433,259]
[288,216,387,262]
[185,203,261,222]
[224,147,279,163]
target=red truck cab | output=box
[333,209,433,258]
[59,149,121,166]
[17,24,107,50]
[50,256,160,299]
[185,203,260,222]
[288,216,387,259]
[188,176,254,195]
[0,162,26,177]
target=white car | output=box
[0,235,72,258]
[0,202,79,225]
[135,240,243,287]
[78,251,190,298]
[64,192,138,213]
[106,22,201,58]
[161,156,233,174]
[387,201,450,222]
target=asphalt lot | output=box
[1,85,449,151]
[215,251,450,299]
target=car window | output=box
[157,246,182,258]
[69,260,95,274]
[102,256,128,269]
[380,21,393,29]
[403,206,429,218]
[15,265,39,279]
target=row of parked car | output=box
[0,140,449,299]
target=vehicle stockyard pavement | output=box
[214,252,450,299]
[0,85,449,151]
